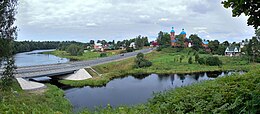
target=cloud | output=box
[16,0,255,42]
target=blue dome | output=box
[180,29,186,35]
[170,27,175,33]
[203,41,209,45]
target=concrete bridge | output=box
[0,48,153,90]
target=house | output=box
[94,43,103,51]
[225,46,241,56]
[150,41,159,47]
[129,42,136,49]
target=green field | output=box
[1,48,259,113]
[60,48,258,87]
[43,50,115,61]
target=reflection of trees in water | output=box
[178,74,186,83]
[157,74,170,82]
[132,73,150,80]
[170,74,175,85]
[191,72,204,80]
[207,71,222,78]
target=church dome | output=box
[170,27,175,33]
[180,29,186,35]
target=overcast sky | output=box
[16,0,255,43]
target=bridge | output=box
[0,48,153,90]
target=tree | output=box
[222,0,259,29]
[0,0,18,89]
[134,53,152,68]
[157,31,171,47]
[222,41,230,47]
[89,40,95,44]
[189,34,202,51]
[208,40,220,54]
[66,44,84,56]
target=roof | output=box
[170,27,175,33]
[203,41,209,45]
[180,29,186,35]
[225,46,240,52]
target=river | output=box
[14,49,69,67]
[35,71,243,112]
[14,50,243,112]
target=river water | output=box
[14,49,69,67]
[14,50,244,112]
[38,71,243,112]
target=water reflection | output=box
[14,49,69,67]
[36,71,243,112]
[34,72,243,112]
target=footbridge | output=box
[0,48,153,90]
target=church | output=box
[170,27,192,47]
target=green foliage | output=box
[100,53,107,57]
[195,53,199,63]
[157,31,171,47]
[206,56,222,66]
[208,40,220,54]
[79,69,260,113]
[189,34,202,51]
[188,56,193,64]
[198,57,206,65]
[1,57,16,90]
[0,84,71,113]
[126,47,134,52]
[222,0,260,29]
[134,53,152,68]
[66,44,84,56]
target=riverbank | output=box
[42,50,118,61]
[80,68,260,114]
[0,81,71,113]
[60,48,259,87]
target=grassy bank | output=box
[0,81,71,113]
[43,50,115,61]
[81,68,260,114]
[60,48,259,87]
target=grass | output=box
[0,80,71,113]
[85,68,100,77]
[60,48,259,87]
[80,68,260,114]
[43,50,115,61]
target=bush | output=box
[100,53,107,57]
[198,57,206,65]
[205,56,222,66]
[195,53,199,63]
[66,44,84,56]
[126,47,134,52]
[188,57,193,64]
[134,53,152,68]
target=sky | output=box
[16,0,256,43]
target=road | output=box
[0,48,153,78]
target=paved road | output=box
[0,48,153,78]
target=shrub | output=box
[188,57,193,64]
[126,47,134,52]
[66,44,84,56]
[195,53,200,63]
[134,53,152,68]
[156,47,162,51]
[205,56,222,66]
[198,57,206,65]
[100,53,107,57]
